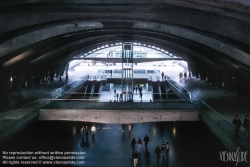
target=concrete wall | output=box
[39,109,199,123]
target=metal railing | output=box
[165,76,191,100]
[0,99,51,131]
[51,75,89,98]
[194,101,250,152]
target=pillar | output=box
[198,65,206,80]
[59,63,67,76]
[55,64,61,77]
[235,73,246,96]
[215,71,223,88]
[13,70,26,91]
[194,64,199,78]
[188,62,196,77]
[0,70,11,112]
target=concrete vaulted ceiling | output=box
[0,0,250,75]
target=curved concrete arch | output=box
[1,20,250,71]
[14,31,231,73]
[0,22,104,58]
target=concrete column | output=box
[33,70,42,83]
[49,67,56,83]
[13,70,26,91]
[207,68,216,85]
[223,72,234,92]
[0,69,11,95]
[244,75,250,97]
[194,65,199,78]
[215,71,223,88]
[188,62,196,77]
[235,73,246,96]
[55,64,61,77]
[0,70,11,112]
[60,63,67,76]
[65,62,70,75]
[198,65,206,80]
[26,72,34,88]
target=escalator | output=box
[165,82,180,99]
[84,81,94,99]
[152,81,161,101]
[160,81,168,101]
[93,81,103,97]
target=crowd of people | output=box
[232,115,250,139]
[80,125,96,143]
[179,71,192,80]
[79,124,170,167]
[131,135,170,167]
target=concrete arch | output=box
[1,20,250,72]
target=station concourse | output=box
[1,1,250,167]
[0,63,250,167]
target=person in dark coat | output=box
[243,115,250,136]
[122,124,125,132]
[143,134,150,149]
[232,115,242,138]
[133,151,139,167]
[154,145,161,162]
[165,142,170,157]
[161,141,166,156]
[131,138,137,153]
[85,126,89,140]
[65,74,68,82]
[145,148,150,167]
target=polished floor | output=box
[0,120,243,167]
[0,65,249,166]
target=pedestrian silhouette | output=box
[131,138,137,153]
[143,134,150,149]
[232,115,242,139]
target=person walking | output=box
[133,151,139,167]
[143,134,150,150]
[232,115,242,138]
[154,145,161,162]
[80,126,85,142]
[137,138,142,153]
[91,125,96,138]
[128,124,132,131]
[110,69,112,76]
[122,124,125,132]
[161,141,166,156]
[184,72,187,80]
[131,138,137,153]
[135,86,138,94]
[188,73,192,79]
[58,75,62,83]
[116,93,119,101]
[114,89,116,97]
[161,71,164,79]
[243,115,250,136]
[66,74,68,82]
[85,126,89,140]
[165,142,170,157]
[145,148,150,167]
